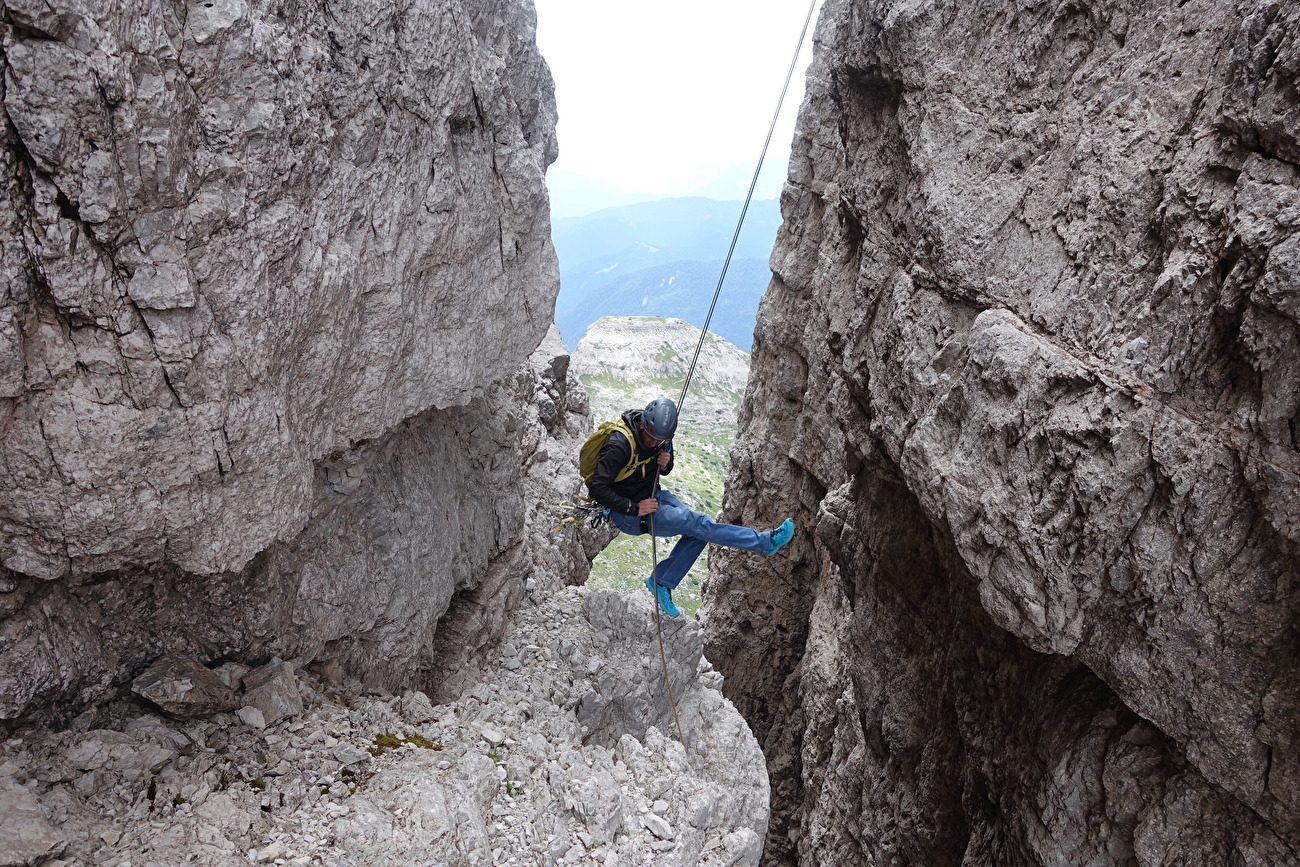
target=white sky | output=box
[532,0,824,196]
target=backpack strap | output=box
[612,419,656,483]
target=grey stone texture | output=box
[0,585,767,866]
[240,660,303,728]
[0,775,66,866]
[130,654,238,719]
[703,1,1300,865]
[0,0,593,727]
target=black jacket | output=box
[586,409,674,516]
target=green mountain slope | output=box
[572,316,749,617]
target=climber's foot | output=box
[644,576,681,617]
[767,518,795,556]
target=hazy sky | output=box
[532,0,824,197]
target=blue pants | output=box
[608,489,770,589]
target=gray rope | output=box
[648,504,685,745]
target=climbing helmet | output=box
[641,398,678,442]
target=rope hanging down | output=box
[675,0,820,414]
[648,497,686,744]
[651,0,820,747]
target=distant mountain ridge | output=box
[557,258,770,354]
[545,169,666,219]
[552,196,781,350]
[547,166,785,219]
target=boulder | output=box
[212,662,250,691]
[65,730,175,775]
[123,715,194,753]
[399,691,437,725]
[240,661,303,728]
[563,765,623,845]
[131,656,237,719]
[0,777,65,866]
[641,812,674,840]
[234,706,266,730]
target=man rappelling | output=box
[582,397,795,617]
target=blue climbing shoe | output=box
[767,519,795,556]
[644,576,681,617]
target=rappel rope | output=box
[647,489,686,744]
[649,0,821,746]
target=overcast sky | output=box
[532,0,824,197]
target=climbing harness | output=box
[555,416,660,532]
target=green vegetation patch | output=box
[369,731,444,757]
[653,344,681,364]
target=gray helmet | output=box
[641,398,678,441]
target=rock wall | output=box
[704,1,1300,864]
[0,0,586,726]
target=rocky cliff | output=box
[0,0,587,727]
[704,1,1300,864]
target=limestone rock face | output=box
[704,1,1300,865]
[1,0,556,577]
[0,0,588,725]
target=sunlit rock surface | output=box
[705,1,1300,864]
[0,0,583,725]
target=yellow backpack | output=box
[579,419,656,487]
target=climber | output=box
[584,397,795,617]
